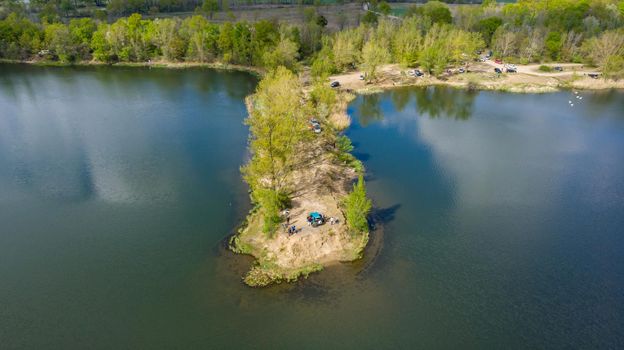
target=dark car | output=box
[553,66,563,72]
[494,68,503,74]
[330,81,340,88]
[506,68,517,73]
[588,73,600,79]
[414,69,424,77]
[458,67,465,73]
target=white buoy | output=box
[579,97,583,100]
[571,104,574,107]
[569,100,572,103]
[574,91,578,94]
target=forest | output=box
[1,0,623,78]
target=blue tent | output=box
[309,212,322,220]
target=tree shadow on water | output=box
[352,152,371,162]
[370,203,401,226]
[413,86,477,121]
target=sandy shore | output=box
[329,62,624,94]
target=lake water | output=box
[1,65,623,349]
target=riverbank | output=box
[330,63,624,94]
[0,58,265,77]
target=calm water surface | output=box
[1,65,623,349]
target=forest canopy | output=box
[1,0,623,76]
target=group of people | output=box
[287,225,297,235]
[280,209,340,236]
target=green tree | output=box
[182,15,220,62]
[44,23,74,62]
[91,24,112,62]
[419,24,450,75]
[361,35,390,81]
[421,1,452,25]
[378,1,391,16]
[392,17,422,67]
[332,28,362,71]
[202,0,219,19]
[311,42,336,78]
[69,18,96,59]
[152,18,185,61]
[478,17,502,46]
[243,67,310,233]
[343,175,371,235]
[262,36,299,71]
[310,81,336,118]
[545,31,562,60]
[362,11,378,26]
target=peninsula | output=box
[228,68,370,286]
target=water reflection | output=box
[346,87,624,348]
[0,64,255,204]
[414,86,477,120]
[357,86,477,125]
[358,93,384,126]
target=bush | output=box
[343,175,371,235]
[254,188,290,235]
[603,55,624,80]
[539,65,553,72]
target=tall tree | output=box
[243,67,310,233]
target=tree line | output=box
[2,0,623,77]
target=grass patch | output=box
[244,263,324,287]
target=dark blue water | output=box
[347,86,624,348]
[1,65,623,349]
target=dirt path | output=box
[482,60,596,77]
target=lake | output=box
[1,65,623,349]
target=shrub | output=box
[343,175,372,235]
[539,65,553,72]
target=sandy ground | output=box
[243,150,363,270]
[329,62,624,93]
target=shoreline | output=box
[329,63,624,94]
[4,59,622,93]
[0,58,265,77]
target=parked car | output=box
[588,73,600,79]
[414,69,424,77]
[458,67,465,73]
[495,59,503,64]
[553,66,563,72]
[359,74,365,80]
[506,68,517,73]
[313,124,322,133]
[330,81,340,88]
[494,68,503,74]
